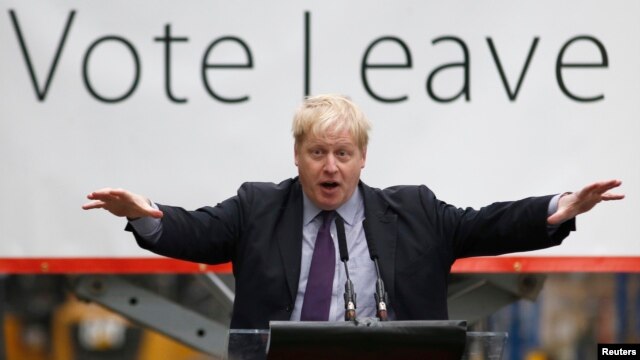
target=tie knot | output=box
[320,211,335,227]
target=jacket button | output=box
[284,304,292,312]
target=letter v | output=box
[487,37,539,101]
[9,10,76,101]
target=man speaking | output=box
[82,94,623,329]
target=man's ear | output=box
[294,144,299,166]
[360,147,367,169]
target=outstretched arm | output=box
[547,179,624,225]
[82,188,163,219]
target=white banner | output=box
[1,0,638,258]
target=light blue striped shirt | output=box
[290,187,383,321]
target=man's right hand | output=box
[82,188,163,219]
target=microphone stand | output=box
[363,221,390,321]
[335,216,357,321]
[372,258,389,321]
[343,263,357,321]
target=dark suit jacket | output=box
[130,178,574,329]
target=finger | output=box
[138,199,163,218]
[148,209,164,219]
[592,179,622,193]
[87,189,117,200]
[547,212,563,225]
[88,188,131,201]
[87,192,121,202]
[547,208,572,225]
[108,189,129,198]
[82,200,106,210]
[87,188,115,199]
[580,180,622,197]
[601,193,625,201]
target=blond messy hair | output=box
[292,94,371,151]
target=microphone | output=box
[335,216,356,321]
[363,221,389,321]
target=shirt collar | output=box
[302,187,362,226]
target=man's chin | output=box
[315,202,338,211]
[315,197,343,211]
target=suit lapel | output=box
[275,180,304,304]
[361,183,397,306]
[275,181,399,307]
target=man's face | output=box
[295,129,366,210]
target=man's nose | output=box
[324,154,338,173]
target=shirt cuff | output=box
[546,193,564,235]
[547,193,562,217]
[128,201,162,244]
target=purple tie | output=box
[300,211,336,321]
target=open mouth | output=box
[320,181,339,189]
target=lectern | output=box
[227,319,507,360]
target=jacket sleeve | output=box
[418,186,576,260]
[126,184,254,265]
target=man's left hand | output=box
[547,179,624,225]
